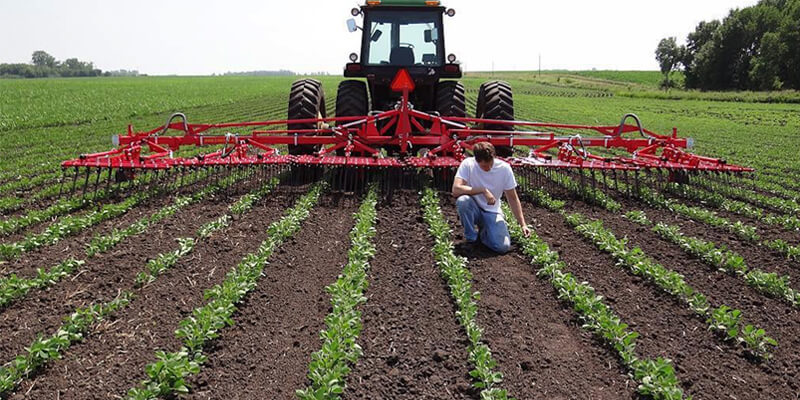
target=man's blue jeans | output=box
[456,195,511,254]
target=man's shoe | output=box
[458,240,479,255]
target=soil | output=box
[13,190,300,399]
[0,191,234,363]
[0,177,218,277]
[614,195,800,286]
[181,194,358,400]
[564,200,800,397]
[342,192,476,400]
[439,197,637,400]
[525,200,798,399]
[2,178,800,400]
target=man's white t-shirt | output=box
[455,157,517,214]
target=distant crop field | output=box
[1,74,799,400]
[568,70,669,86]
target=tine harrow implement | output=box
[62,73,751,196]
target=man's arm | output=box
[504,188,531,237]
[452,177,494,204]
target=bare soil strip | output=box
[439,197,636,400]
[343,192,476,400]
[525,201,797,399]
[14,192,298,399]
[181,195,357,400]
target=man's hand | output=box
[484,189,496,205]
[522,224,531,238]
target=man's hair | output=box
[473,142,496,162]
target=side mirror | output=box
[347,18,358,33]
[424,29,432,43]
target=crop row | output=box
[0,170,61,197]
[1,164,215,238]
[0,173,244,313]
[125,183,323,399]
[614,180,762,242]
[0,193,145,260]
[625,211,799,307]
[296,185,378,399]
[0,177,281,397]
[421,188,512,400]
[631,185,800,260]
[0,291,133,394]
[663,182,800,231]
[566,213,777,360]
[502,204,685,399]
[0,167,217,260]
[543,171,622,212]
[690,176,800,216]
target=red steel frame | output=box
[63,70,752,174]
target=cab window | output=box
[364,10,443,66]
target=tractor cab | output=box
[344,0,461,112]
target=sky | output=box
[0,0,760,75]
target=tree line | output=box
[656,0,800,91]
[0,51,103,78]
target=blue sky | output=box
[0,0,759,75]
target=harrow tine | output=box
[105,167,113,194]
[58,168,67,199]
[69,167,79,197]
[80,167,91,200]
[91,168,102,201]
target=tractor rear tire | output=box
[476,80,514,157]
[435,81,467,118]
[287,79,326,155]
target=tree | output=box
[749,32,786,90]
[655,37,682,89]
[683,20,721,89]
[31,51,56,68]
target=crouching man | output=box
[451,142,531,254]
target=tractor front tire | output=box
[435,81,467,118]
[287,79,326,155]
[335,80,369,156]
[476,80,514,157]
[335,80,369,118]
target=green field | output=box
[2,72,800,399]
[2,72,798,178]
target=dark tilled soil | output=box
[0,179,220,278]
[525,200,797,399]
[182,195,358,400]
[672,187,800,241]
[614,195,800,288]
[14,191,300,399]
[343,193,476,400]
[0,191,241,363]
[567,201,800,396]
[439,197,636,400]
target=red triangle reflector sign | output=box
[390,68,415,92]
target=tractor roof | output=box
[365,0,443,7]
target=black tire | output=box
[287,79,326,155]
[476,80,514,157]
[335,80,369,118]
[435,81,467,118]
[335,80,369,156]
